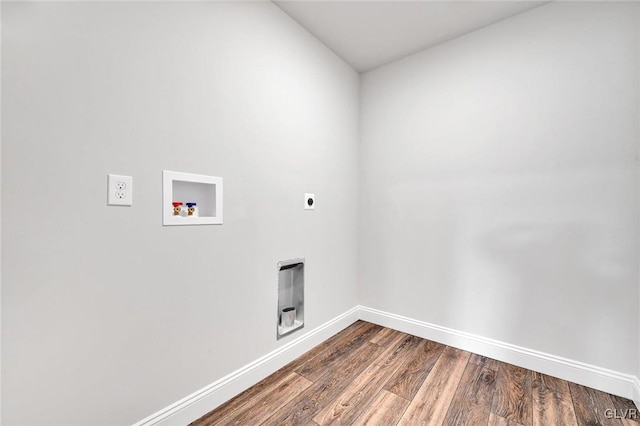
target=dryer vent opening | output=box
[277,259,304,339]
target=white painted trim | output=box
[134,305,640,426]
[132,307,360,426]
[358,305,638,401]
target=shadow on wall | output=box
[437,167,637,369]
[361,185,459,321]
[360,165,638,371]
[480,222,630,354]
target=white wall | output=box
[1,2,359,425]
[3,1,640,424]
[360,1,639,375]
[634,0,640,396]
[0,2,3,418]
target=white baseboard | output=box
[134,304,639,426]
[358,305,638,401]
[132,307,360,426]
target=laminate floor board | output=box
[491,362,533,426]
[312,333,421,425]
[258,342,384,424]
[295,322,383,383]
[470,353,500,371]
[397,346,471,425]
[383,339,445,401]
[531,372,577,426]
[351,389,410,426]
[568,381,623,426]
[442,363,496,426]
[191,321,640,426]
[609,394,640,423]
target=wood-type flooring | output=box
[192,321,640,426]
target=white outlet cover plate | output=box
[108,174,133,206]
[305,193,315,210]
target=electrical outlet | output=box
[108,174,132,206]
[304,193,315,210]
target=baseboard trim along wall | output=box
[134,304,639,425]
[358,305,639,403]
[132,306,360,426]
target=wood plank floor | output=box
[191,321,640,426]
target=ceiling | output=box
[273,1,547,72]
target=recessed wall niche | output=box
[277,258,305,339]
[162,170,223,226]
